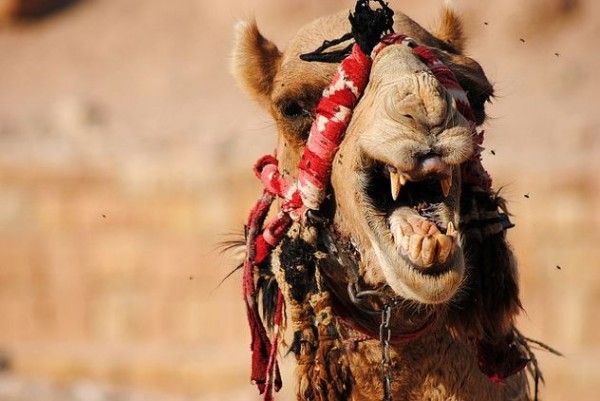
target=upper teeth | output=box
[388,166,407,201]
[388,166,452,201]
[441,175,452,197]
[447,222,457,237]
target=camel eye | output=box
[280,100,308,119]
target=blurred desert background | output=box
[0,0,598,400]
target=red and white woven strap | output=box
[297,44,372,209]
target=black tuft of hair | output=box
[349,0,394,55]
[257,273,279,328]
[279,236,317,303]
[300,0,395,63]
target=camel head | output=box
[232,1,525,346]
[232,6,502,307]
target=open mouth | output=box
[363,158,460,274]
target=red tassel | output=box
[243,189,291,398]
[243,191,275,394]
[263,290,285,400]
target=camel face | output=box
[232,11,492,305]
[331,43,474,304]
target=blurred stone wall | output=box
[0,0,598,400]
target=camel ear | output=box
[434,1,466,53]
[448,189,522,341]
[231,20,282,108]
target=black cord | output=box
[300,43,354,63]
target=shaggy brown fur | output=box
[233,4,537,401]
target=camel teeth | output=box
[441,175,452,198]
[446,222,457,237]
[388,166,402,201]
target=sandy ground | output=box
[0,0,598,400]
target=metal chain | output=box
[379,302,394,401]
[347,281,397,400]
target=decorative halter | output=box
[242,2,500,400]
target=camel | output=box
[231,2,546,400]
